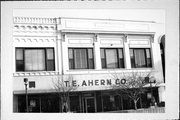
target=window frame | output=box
[100,48,125,69]
[15,47,55,72]
[68,48,94,70]
[130,48,152,68]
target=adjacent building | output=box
[13,16,165,113]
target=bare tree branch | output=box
[111,71,154,110]
[52,74,77,112]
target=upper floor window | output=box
[100,48,124,69]
[16,48,55,72]
[68,48,94,69]
[130,48,152,68]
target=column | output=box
[56,18,62,75]
[56,36,62,74]
[158,86,165,102]
[62,34,69,74]
[94,34,101,70]
[123,35,131,69]
[151,34,164,82]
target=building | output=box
[13,16,165,113]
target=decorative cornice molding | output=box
[13,71,59,77]
[14,17,56,24]
[94,33,98,42]
[13,24,56,31]
[13,37,56,43]
[123,34,128,42]
[61,33,66,42]
[150,34,155,43]
[13,24,56,37]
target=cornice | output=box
[14,17,56,25]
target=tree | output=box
[111,71,155,110]
[52,75,76,113]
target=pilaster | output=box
[94,34,101,70]
[124,35,131,69]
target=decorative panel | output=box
[128,35,152,47]
[129,40,150,45]
[99,35,124,45]
[61,18,151,32]
[68,38,93,44]
[67,34,94,44]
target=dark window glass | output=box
[68,48,94,69]
[100,49,106,68]
[68,49,74,69]
[130,48,152,68]
[41,94,59,112]
[16,49,24,71]
[46,49,55,71]
[100,48,124,69]
[16,48,55,72]
[70,96,80,113]
[46,61,55,71]
[118,49,124,68]
[88,49,94,69]
[28,96,40,112]
[130,49,135,68]
[145,49,152,67]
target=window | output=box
[68,48,94,69]
[100,48,124,69]
[16,48,55,71]
[130,48,152,68]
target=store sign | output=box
[64,78,126,87]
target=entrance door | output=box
[85,97,96,113]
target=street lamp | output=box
[145,77,156,107]
[24,78,28,112]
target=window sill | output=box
[65,68,154,75]
[130,68,153,70]
[13,71,59,77]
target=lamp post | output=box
[145,77,156,106]
[24,78,28,112]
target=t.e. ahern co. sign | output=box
[63,78,126,87]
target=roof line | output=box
[58,17,156,23]
[14,16,156,23]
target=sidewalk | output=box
[104,107,165,113]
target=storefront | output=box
[15,87,159,113]
[13,16,165,113]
